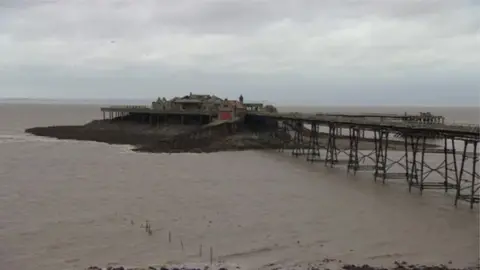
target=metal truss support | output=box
[404,135,458,194]
[405,135,425,192]
[276,121,290,152]
[442,136,456,193]
[373,129,390,183]
[307,122,322,162]
[292,120,305,157]
[454,140,479,209]
[325,123,339,167]
[347,126,360,174]
[270,118,479,209]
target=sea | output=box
[0,102,479,270]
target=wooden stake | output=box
[210,247,213,265]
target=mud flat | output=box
[25,120,438,154]
[25,120,197,146]
[267,259,478,270]
[132,133,418,154]
[24,120,285,153]
[132,132,292,153]
[85,259,478,270]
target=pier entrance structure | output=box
[244,103,264,112]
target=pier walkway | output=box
[249,111,478,138]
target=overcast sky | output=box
[0,0,479,105]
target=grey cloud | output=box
[3,0,477,37]
[0,0,53,8]
[154,0,479,34]
[0,0,479,104]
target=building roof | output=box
[227,100,245,109]
[173,99,202,104]
[190,94,211,99]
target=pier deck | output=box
[101,106,214,116]
[315,112,444,122]
[251,111,478,138]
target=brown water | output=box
[0,104,479,270]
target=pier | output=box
[247,111,479,209]
[100,94,479,209]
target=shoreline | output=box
[24,120,439,154]
[84,260,478,270]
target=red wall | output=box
[219,111,233,120]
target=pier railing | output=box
[106,105,149,109]
[101,106,216,116]
[251,112,480,137]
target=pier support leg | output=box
[347,126,360,174]
[419,136,427,193]
[454,140,480,208]
[373,129,390,183]
[325,123,338,167]
[407,136,419,192]
[292,121,305,157]
[443,136,449,192]
[405,135,426,192]
[279,121,290,152]
[469,141,478,209]
[454,141,467,206]
[307,122,322,162]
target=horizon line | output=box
[0,97,477,108]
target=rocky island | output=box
[25,93,437,154]
[25,118,287,153]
